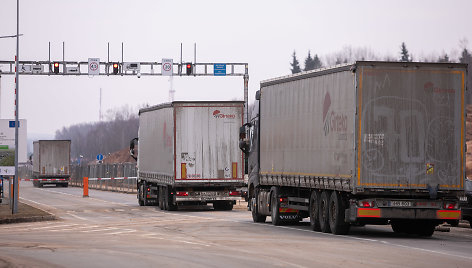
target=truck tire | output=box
[309,190,321,231]
[251,188,266,223]
[213,201,234,211]
[138,183,145,206]
[158,186,164,210]
[271,186,282,226]
[165,186,177,211]
[319,191,331,233]
[391,220,408,234]
[328,191,350,235]
[414,221,436,237]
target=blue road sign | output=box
[214,64,226,76]
[97,154,104,161]
[9,121,20,128]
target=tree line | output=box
[290,41,472,74]
[55,105,139,163]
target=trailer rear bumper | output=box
[346,198,461,222]
[176,196,241,202]
[175,190,242,202]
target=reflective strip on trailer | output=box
[437,210,461,220]
[357,208,381,218]
[279,208,298,213]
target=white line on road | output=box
[66,212,89,221]
[81,227,118,233]
[161,211,472,261]
[142,233,211,247]
[49,225,101,232]
[19,197,57,211]
[29,224,80,230]
[41,188,133,207]
[108,229,137,235]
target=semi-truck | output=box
[240,61,466,236]
[32,140,71,187]
[131,101,245,210]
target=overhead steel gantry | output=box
[0,42,250,124]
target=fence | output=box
[70,163,138,193]
[18,163,138,194]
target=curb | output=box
[0,214,57,225]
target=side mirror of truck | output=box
[129,137,138,161]
[255,90,261,100]
[239,125,251,154]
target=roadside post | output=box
[83,177,89,197]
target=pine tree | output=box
[459,48,472,63]
[304,51,315,71]
[313,54,322,69]
[438,54,449,63]
[290,51,302,74]
[400,42,411,62]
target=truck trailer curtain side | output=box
[243,61,466,236]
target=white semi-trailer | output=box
[132,101,245,210]
[240,61,466,236]
[32,140,71,187]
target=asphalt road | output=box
[1,182,471,268]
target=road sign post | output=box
[88,58,100,75]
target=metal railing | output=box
[70,163,137,193]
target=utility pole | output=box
[99,87,102,121]
[13,0,20,214]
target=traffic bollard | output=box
[83,177,89,197]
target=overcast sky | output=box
[1,0,471,137]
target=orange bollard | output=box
[83,177,89,197]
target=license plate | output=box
[389,201,413,207]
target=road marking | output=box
[19,197,57,211]
[40,188,133,207]
[49,225,100,232]
[108,229,137,235]
[159,212,472,261]
[143,233,211,247]
[81,227,118,233]
[66,212,89,221]
[30,224,79,230]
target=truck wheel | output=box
[166,187,177,211]
[251,188,266,223]
[414,221,436,237]
[271,187,283,226]
[138,183,145,206]
[309,190,321,231]
[158,187,164,210]
[319,191,331,233]
[328,191,350,235]
[213,201,233,211]
[391,220,407,234]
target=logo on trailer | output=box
[213,110,235,119]
[322,92,347,136]
[424,81,455,94]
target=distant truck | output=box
[240,61,466,236]
[131,101,245,210]
[32,140,71,187]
